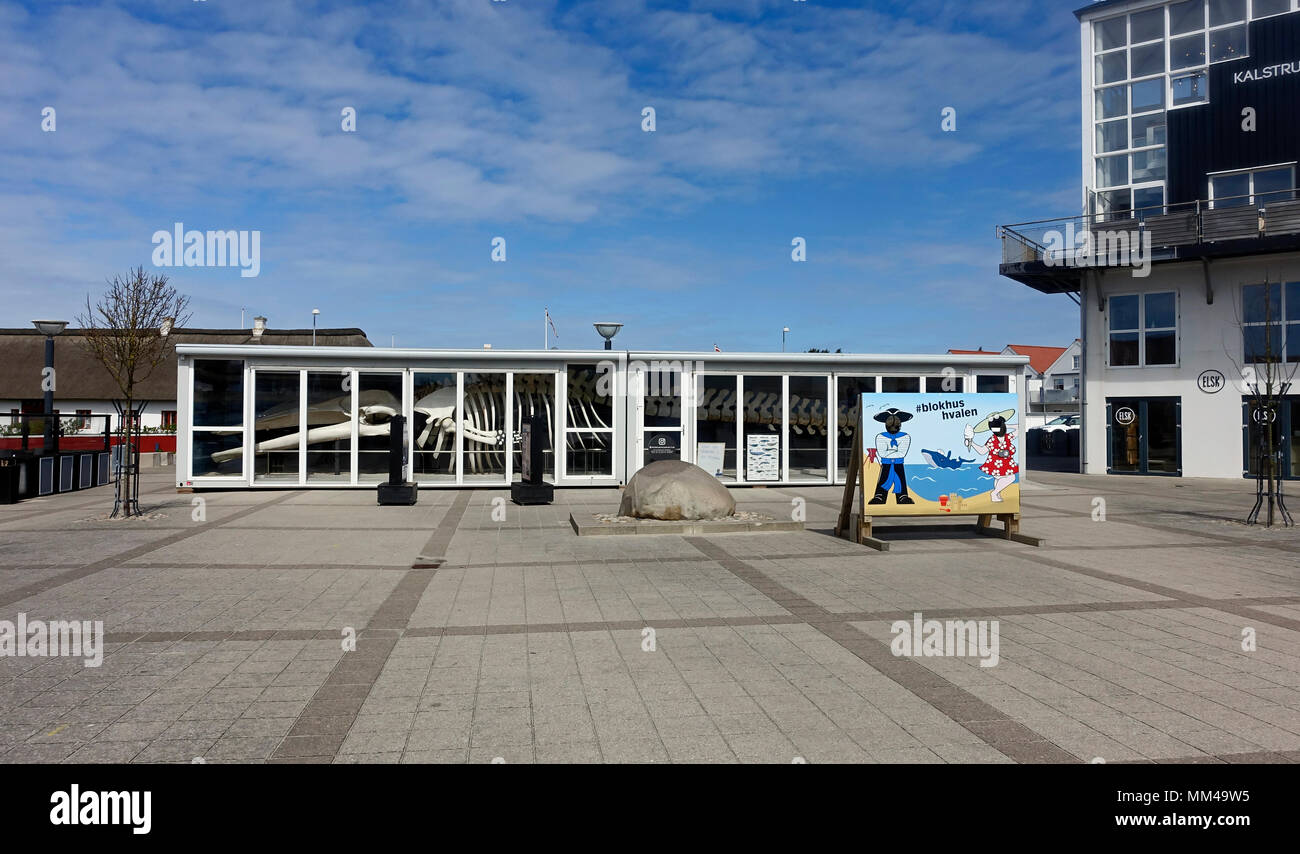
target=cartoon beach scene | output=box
[858,393,1020,515]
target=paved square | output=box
[1,470,1298,763]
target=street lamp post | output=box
[31,320,68,453]
[593,322,623,351]
[782,326,790,352]
[312,308,320,346]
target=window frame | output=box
[1107,291,1180,368]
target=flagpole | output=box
[544,308,548,351]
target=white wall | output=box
[1083,251,1300,478]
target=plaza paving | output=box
[0,469,1298,763]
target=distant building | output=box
[948,342,1081,426]
[0,323,371,435]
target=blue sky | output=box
[2,0,1085,353]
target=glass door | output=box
[1107,397,1181,475]
[251,370,301,483]
[356,372,405,483]
[639,365,683,468]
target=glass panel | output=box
[835,376,875,480]
[1287,323,1299,363]
[191,431,244,478]
[1110,294,1140,330]
[1145,292,1177,328]
[1098,188,1132,217]
[788,376,828,481]
[1209,24,1248,62]
[1132,148,1166,182]
[1243,324,1284,361]
[1243,400,1275,475]
[1131,112,1166,147]
[1096,119,1127,153]
[1288,282,1300,321]
[881,377,920,393]
[1145,400,1180,472]
[742,375,782,482]
[567,364,613,431]
[1291,402,1300,476]
[695,375,737,481]
[565,431,612,476]
[1212,172,1250,206]
[1130,78,1164,112]
[1170,0,1205,34]
[1096,85,1127,119]
[1097,51,1127,84]
[412,372,457,482]
[356,372,404,483]
[1134,186,1165,217]
[461,372,507,483]
[1171,71,1208,105]
[1209,0,1246,26]
[1111,332,1140,366]
[1130,7,1164,42]
[1097,153,1129,187]
[1110,401,1140,471]
[252,371,300,482]
[1253,0,1290,17]
[1095,17,1127,51]
[1244,283,1282,323]
[512,373,555,482]
[643,430,681,467]
[1171,34,1207,69]
[1130,42,1165,77]
[976,375,1009,393]
[1254,167,1294,204]
[305,370,352,482]
[1145,330,1177,364]
[643,366,682,428]
[193,359,244,427]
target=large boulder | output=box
[619,460,736,521]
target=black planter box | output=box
[511,481,554,505]
[377,482,419,506]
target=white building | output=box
[999,0,1300,479]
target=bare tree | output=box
[77,268,191,517]
[1225,276,1297,527]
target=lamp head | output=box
[32,320,68,337]
[593,322,623,342]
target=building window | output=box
[1252,0,1292,19]
[1109,292,1178,366]
[161,410,177,429]
[1242,282,1300,363]
[975,375,1009,393]
[1072,355,1081,370]
[881,376,920,393]
[1209,165,1296,208]
[76,409,92,430]
[191,359,245,477]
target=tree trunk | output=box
[123,397,134,517]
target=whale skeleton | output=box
[211,375,869,470]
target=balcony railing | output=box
[1036,388,1080,404]
[998,187,1300,268]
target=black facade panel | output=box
[1167,12,1300,206]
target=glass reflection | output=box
[788,375,828,481]
[413,373,457,482]
[695,375,737,481]
[463,373,508,483]
[742,375,782,482]
[305,370,352,482]
[836,376,875,480]
[357,373,404,483]
[253,372,300,482]
[512,373,555,481]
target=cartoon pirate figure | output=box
[964,409,1019,503]
[869,407,914,505]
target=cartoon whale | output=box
[921,449,974,469]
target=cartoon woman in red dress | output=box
[963,409,1019,503]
